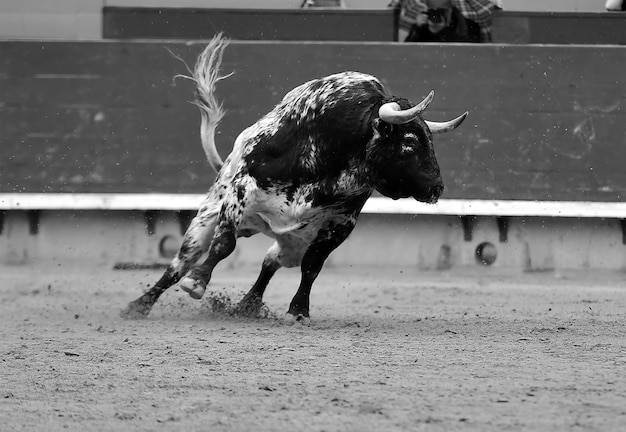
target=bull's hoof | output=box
[120,300,152,319]
[234,295,264,317]
[285,312,310,327]
[179,277,206,300]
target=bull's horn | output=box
[425,111,469,134]
[378,90,434,125]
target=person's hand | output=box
[415,1,429,25]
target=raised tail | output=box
[190,34,231,172]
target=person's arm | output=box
[605,0,624,10]
[453,0,501,23]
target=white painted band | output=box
[1,193,625,218]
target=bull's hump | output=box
[283,72,383,107]
[324,71,380,86]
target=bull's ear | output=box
[373,118,393,138]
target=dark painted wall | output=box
[1,41,625,201]
[491,11,626,45]
[103,7,399,42]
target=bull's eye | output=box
[400,144,416,156]
[400,133,419,156]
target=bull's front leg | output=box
[287,218,358,325]
[235,242,282,316]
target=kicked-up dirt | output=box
[1,263,626,431]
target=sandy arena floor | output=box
[2,263,626,431]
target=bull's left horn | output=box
[378,90,434,125]
[425,111,469,134]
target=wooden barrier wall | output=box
[102,8,626,45]
[491,11,626,45]
[103,7,399,41]
[1,41,625,202]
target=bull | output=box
[121,36,467,324]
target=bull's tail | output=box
[189,34,232,172]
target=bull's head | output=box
[368,91,467,203]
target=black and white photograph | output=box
[1,0,626,430]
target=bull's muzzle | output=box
[426,184,444,204]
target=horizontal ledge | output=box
[1,193,626,218]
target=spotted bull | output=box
[121,36,468,324]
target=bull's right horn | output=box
[425,111,469,134]
[378,91,434,125]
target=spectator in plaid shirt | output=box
[390,0,502,42]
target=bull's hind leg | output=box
[119,262,185,319]
[178,222,237,300]
[120,209,218,319]
[178,193,248,300]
